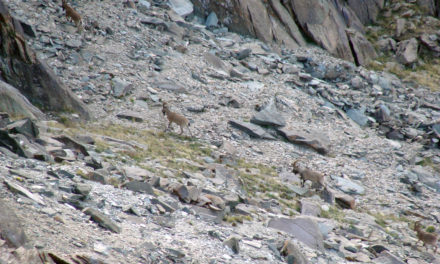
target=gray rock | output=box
[300,199,321,217]
[280,240,309,264]
[375,104,391,123]
[83,208,121,233]
[251,99,286,127]
[52,135,89,157]
[65,39,82,49]
[124,181,155,195]
[269,0,307,46]
[4,180,45,205]
[173,184,200,203]
[268,216,324,251]
[74,183,92,197]
[0,198,28,248]
[137,0,151,13]
[290,0,354,62]
[346,107,369,127]
[0,81,45,119]
[373,250,405,264]
[276,127,329,155]
[84,155,103,170]
[116,111,144,122]
[228,120,276,140]
[346,28,377,66]
[87,171,108,185]
[168,0,193,17]
[411,166,440,192]
[205,12,218,27]
[151,198,178,213]
[223,236,240,254]
[204,52,230,73]
[235,48,252,60]
[6,118,39,138]
[377,37,397,52]
[335,193,356,209]
[395,18,406,38]
[152,79,186,93]
[396,38,418,65]
[112,78,132,98]
[346,0,383,24]
[333,176,365,195]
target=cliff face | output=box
[191,0,380,66]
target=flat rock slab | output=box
[152,79,186,93]
[83,208,121,233]
[229,120,276,140]
[300,199,321,217]
[411,166,440,192]
[346,108,369,127]
[116,111,144,122]
[4,180,45,205]
[123,181,155,195]
[251,106,286,127]
[333,176,365,195]
[373,251,405,264]
[6,118,39,138]
[268,216,324,251]
[276,127,329,154]
[0,198,28,247]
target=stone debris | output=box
[0,0,439,263]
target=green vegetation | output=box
[365,3,440,91]
[320,206,346,222]
[224,214,252,225]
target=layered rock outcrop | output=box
[0,0,90,119]
[192,0,379,65]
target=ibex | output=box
[162,102,193,137]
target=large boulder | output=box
[396,38,419,65]
[346,29,378,66]
[0,80,44,119]
[192,0,304,48]
[0,1,90,119]
[193,0,379,65]
[346,0,384,24]
[289,0,354,62]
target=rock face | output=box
[0,1,90,119]
[396,38,418,65]
[346,0,384,24]
[0,80,45,119]
[192,0,380,65]
[290,0,353,62]
[268,217,324,251]
[192,0,305,49]
[0,199,28,248]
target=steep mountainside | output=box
[0,0,440,263]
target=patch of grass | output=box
[371,212,410,228]
[320,206,345,222]
[224,214,252,225]
[80,124,212,171]
[426,225,436,233]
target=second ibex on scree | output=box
[414,221,438,253]
[162,102,193,137]
[292,160,325,189]
[61,0,83,31]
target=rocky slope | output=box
[1,0,440,263]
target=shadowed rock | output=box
[0,81,45,119]
[0,198,27,248]
[0,1,90,119]
[276,127,329,155]
[229,120,276,139]
[268,216,324,251]
[83,208,121,233]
